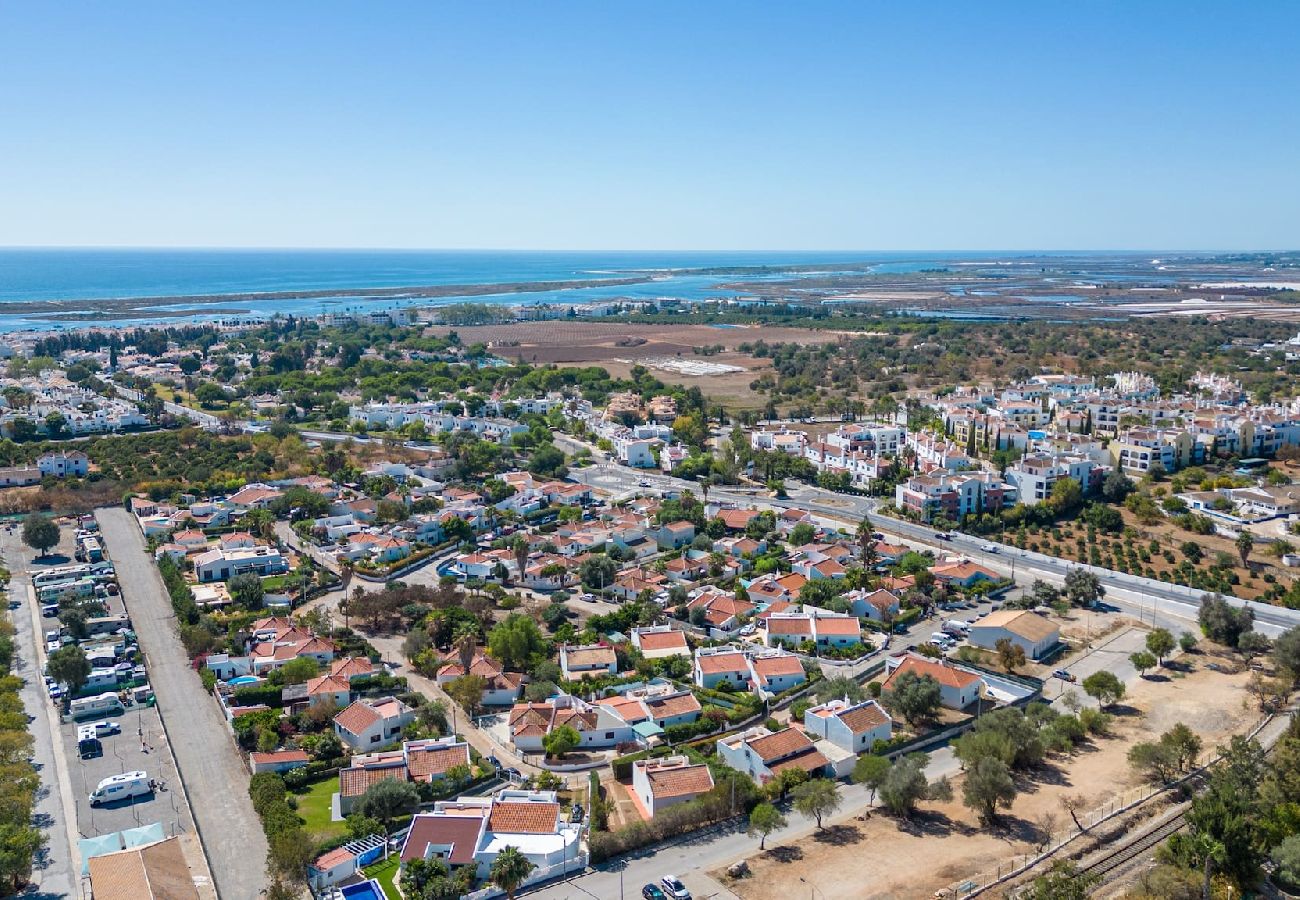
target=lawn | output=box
[293,776,345,841]
[362,856,402,900]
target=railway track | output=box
[1078,811,1188,880]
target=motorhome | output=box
[83,668,121,692]
[84,615,130,637]
[89,771,151,806]
[70,692,124,720]
[75,536,103,563]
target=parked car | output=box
[981,544,999,554]
[46,641,61,654]
[570,805,584,823]
[642,886,667,900]
[79,721,122,739]
[1053,669,1076,683]
[661,876,691,900]
[935,532,952,541]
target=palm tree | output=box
[511,535,529,583]
[489,846,535,900]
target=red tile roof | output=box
[747,727,816,763]
[406,744,471,781]
[695,652,748,674]
[883,656,980,690]
[646,764,715,799]
[400,814,483,866]
[837,702,891,734]
[487,801,560,834]
[339,763,406,798]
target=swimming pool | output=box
[227,676,260,686]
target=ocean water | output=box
[0,248,1117,332]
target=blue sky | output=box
[1,2,1296,250]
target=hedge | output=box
[588,775,759,863]
[233,682,285,708]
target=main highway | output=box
[552,434,1300,638]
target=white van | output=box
[930,632,955,647]
[70,692,124,720]
[943,620,970,637]
[89,771,151,807]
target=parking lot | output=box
[15,518,214,897]
[61,700,189,839]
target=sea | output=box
[0,248,1022,333]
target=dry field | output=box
[718,656,1258,900]
[426,321,846,409]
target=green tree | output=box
[962,756,1017,825]
[747,801,786,850]
[813,674,866,705]
[1145,627,1175,664]
[1081,670,1124,708]
[1129,651,1156,678]
[1028,861,1099,900]
[851,754,891,805]
[21,513,58,558]
[0,823,44,895]
[791,778,840,830]
[542,724,580,760]
[228,572,265,609]
[1273,625,1300,680]
[577,556,617,591]
[356,778,421,828]
[1062,567,1102,607]
[1198,593,1253,648]
[1237,630,1271,663]
[881,671,943,726]
[995,638,1026,673]
[487,614,547,670]
[489,845,536,900]
[47,644,90,697]
[445,674,487,718]
[878,753,932,817]
[277,656,319,685]
[1236,530,1254,568]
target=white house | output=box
[693,649,752,691]
[630,626,690,660]
[882,654,984,710]
[193,545,288,583]
[631,756,715,818]
[399,791,584,888]
[38,450,89,477]
[333,697,416,750]
[715,726,829,785]
[968,609,1060,660]
[802,697,893,754]
[558,644,618,681]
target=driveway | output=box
[97,507,266,900]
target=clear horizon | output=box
[2,2,1298,250]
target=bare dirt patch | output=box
[719,663,1258,900]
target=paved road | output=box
[97,507,266,900]
[527,743,963,900]
[2,536,78,900]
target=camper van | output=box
[70,692,124,720]
[89,771,152,807]
[84,615,130,637]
